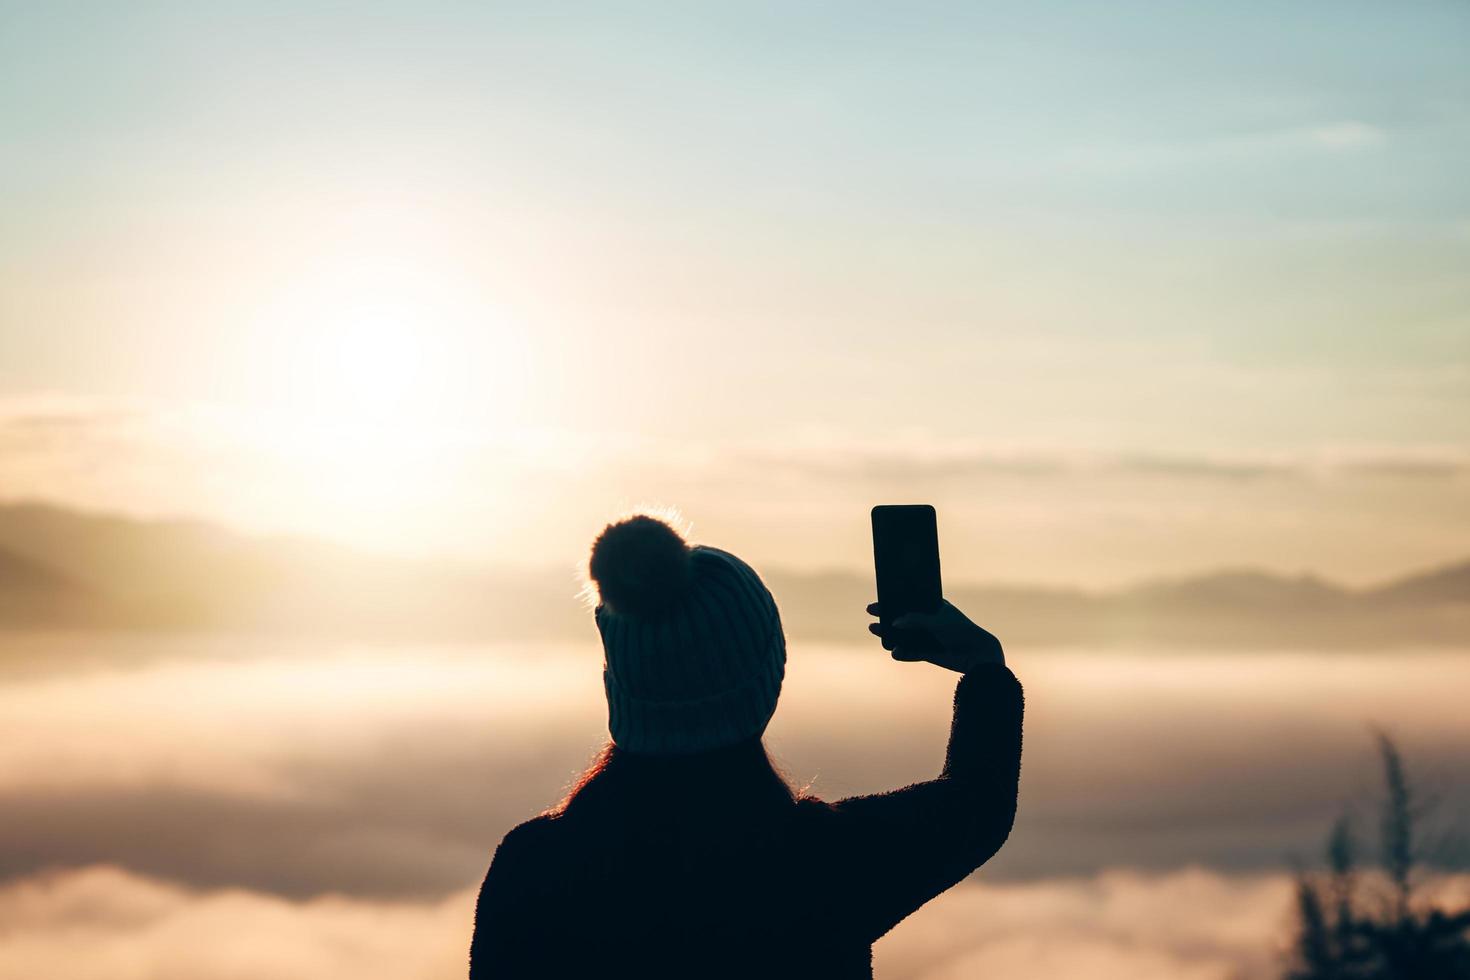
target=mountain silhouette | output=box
[1364,559,1470,605]
[0,545,80,593]
[0,541,92,628]
[0,501,1466,649]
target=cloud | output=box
[876,867,1293,980]
[2,647,1470,899]
[741,442,1470,485]
[8,865,1467,980]
[0,647,606,897]
[1055,120,1388,176]
[0,866,474,980]
[1306,122,1385,150]
[4,400,1466,522]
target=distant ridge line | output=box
[0,501,1466,648]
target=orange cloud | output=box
[5,864,1469,978]
[0,866,475,980]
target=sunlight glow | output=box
[249,209,512,429]
[219,204,537,545]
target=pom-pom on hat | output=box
[588,514,786,756]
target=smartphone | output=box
[871,504,943,652]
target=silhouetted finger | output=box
[891,648,925,662]
[866,602,881,616]
[893,611,938,630]
[867,623,885,637]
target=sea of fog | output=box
[2,634,1468,979]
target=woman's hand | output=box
[867,600,1005,673]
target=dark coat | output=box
[470,664,1024,979]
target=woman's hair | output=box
[555,738,799,833]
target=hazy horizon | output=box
[5,494,1470,588]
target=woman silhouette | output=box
[469,514,1023,979]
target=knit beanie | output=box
[588,515,786,756]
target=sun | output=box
[242,199,538,434]
[291,291,447,426]
[228,211,535,546]
[254,253,468,429]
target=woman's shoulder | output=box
[481,813,574,896]
[791,794,839,822]
[495,811,566,860]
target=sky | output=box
[2,0,1468,585]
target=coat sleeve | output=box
[822,664,1024,942]
[468,823,543,979]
